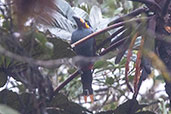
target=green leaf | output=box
[0,56,14,68]
[21,31,53,60]
[48,38,75,59]
[89,5,103,28]
[89,5,112,30]
[56,0,74,21]
[48,93,90,114]
[113,7,123,15]
[48,27,72,40]
[155,75,164,82]
[136,111,155,114]
[0,14,4,19]
[34,32,47,45]
[123,1,133,11]
[0,56,5,66]
[113,99,148,114]
[95,31,110,49]
[17,84,26,93]
[46,0,75,40]
[0,105,20,114]
[119,58,127,66]
[72,7,89,19]
[94,60,111,69]
[0,72,7,87]
[2,21,10,30]
[0,90,20,111]
[51,12,74,33]
[105,77,114,85]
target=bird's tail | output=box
[81,69,94,102]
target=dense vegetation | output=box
[0,0,170,114]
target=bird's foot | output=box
[84,94,94,103]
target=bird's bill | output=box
[80,18,85,24]
[72,16,90,29]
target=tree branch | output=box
[96,27,125,50]
[71,17,149,48]
[52,70,80,97]
[99,37,127,56]
[108,7,147,26]
[161,0,170,16]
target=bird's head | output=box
[73,16,90,29]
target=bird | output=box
[71,16,96,103]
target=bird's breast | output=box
[71,28,94,57]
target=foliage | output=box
[0,104,20,114]
[0,0,170,114]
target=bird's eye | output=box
[73,24,77,29]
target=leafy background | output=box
[0,0,170,114]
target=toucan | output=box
[71,16,96,102]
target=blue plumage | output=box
[71,16,95,101]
